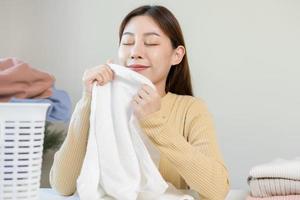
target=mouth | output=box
[127,64,150,72]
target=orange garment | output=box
[0,58,54,102]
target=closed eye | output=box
[145,43,159,46]
[122,43,134,46]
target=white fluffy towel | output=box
[76,64,194,200]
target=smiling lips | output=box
[128,64,150,72]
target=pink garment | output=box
[247,195,300,200]
[0,58,54,102]
[248,178,300,197]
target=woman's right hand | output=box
[82,62,115,96]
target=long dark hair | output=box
[119,5,193,96]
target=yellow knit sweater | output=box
[50,92,230,200]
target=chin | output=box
[138,72,151,79]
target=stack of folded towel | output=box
[247,158,300,200]
[0,57,72,122]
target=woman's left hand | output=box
[132,84,161,121]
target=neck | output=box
[154,79,167,97]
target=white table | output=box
[39,188,249,200]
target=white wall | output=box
[1,0,300,190]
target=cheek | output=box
[150,48,173,66]
[118,47,127,64]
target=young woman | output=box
[50,5,230,200]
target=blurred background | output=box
[0,0,299,190]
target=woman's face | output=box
[118,15,184,86]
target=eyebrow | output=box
[122,32,161,37]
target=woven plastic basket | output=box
[0,103,50,200]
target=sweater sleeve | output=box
[49,93,91,196]
[138,98,230,200]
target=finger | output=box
[103,64,111,69]
[100,65,111,80]
[134,95,142,104]
[96,73,104,85]
[132,99,138,106]
[103,64,114,79]
[105,67,114,80]
[108,68,115,79]
[101,64,114,79]
[87,72,100,83]
[100,69,110,82]
[138,89,150,101]
[141,84,154,95]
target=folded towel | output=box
[10,87,72,122]
[246,195,300,200]
[248,158,300,198]
[248,178,300,197]
[249,158,300,180]
[0,57,54,102]
[76,64,194,200]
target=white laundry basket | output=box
[0,103,50,200]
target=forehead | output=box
[123,15,164,35]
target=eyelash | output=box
[145,43,159,46]
[122,43,159,46]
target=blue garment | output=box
[10,87,72,122]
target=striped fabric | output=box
[247,158,300,199]
[249,158,300,180]
[246,195,300,200]
[248,178,300,197]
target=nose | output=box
[130,42,144,60]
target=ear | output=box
[171,45,185,66]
